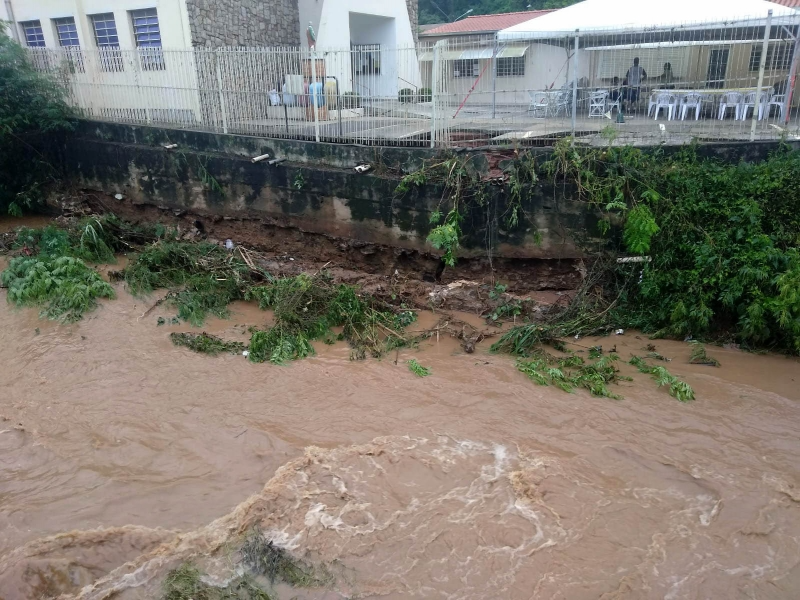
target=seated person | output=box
[654,62,676,89]
[609,76,622,102]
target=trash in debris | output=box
[114,193,124,200]
[615,329,625,335]
[354,164,372,174]
[242,350,250,357]
[225,239,234,250]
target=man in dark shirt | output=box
[625,57,647,104]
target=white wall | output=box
[7,0,191,50]
[8,0,200,124]
[435,42,570,107]
[302,0,416,50]
[301,0,419,97]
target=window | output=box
[54,17,84,72]
[454,59,478,78]
[54,17,79,46]
[749,44,793,71]
[90,13,123,72]
[352,44,381,75]
[497,56,525,77]
[21,20,45,47]
[130,8,164,70]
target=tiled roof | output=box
[769,0,800,6]
[420,10,553,36]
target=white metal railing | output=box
[25,13,800,148]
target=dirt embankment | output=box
[67,190,584,295]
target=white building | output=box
[0,0,420,131]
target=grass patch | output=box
[1,255,114,322]
[162,564,271,600]
[240,535,332,588]
[170,332,245,356]
[1,215,175,323]
[13,215,172,264]
[407,358,431,377]
[245,273,412,364]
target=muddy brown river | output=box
[1,253,800,598]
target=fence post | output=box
[751,10,773,141]
[214,50,228,134]
[310,47,321,143]
[782,15,800,126]
[431,40,445,148]
[571,31,579,139]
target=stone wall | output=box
[406,0,419,42]
[186,0,300,47]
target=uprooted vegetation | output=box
[121,241,256,326]
[245,272,415,363]
[163,564,271,600]
[170,332,246,356]
[240,534,333,587]
[161,534,334,600]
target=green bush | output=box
[544,141,800,352]
[340,91,362,109]
[0,28,74,215]
[1,255,115,322]
[398,88,415,103]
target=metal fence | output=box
[27,13,800,148]
[426,12,800,146]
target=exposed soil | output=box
[63,189,584,295]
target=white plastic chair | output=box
[528,91,550,118]
[647,91,660,117]
[552,90,572,116]
[738,91,766,120]
[718,92,743,120]
[588,90,608,118]
[606,93,621,115]
[679,92,703,120]
[653,93,677,120]
[768,93,786,120]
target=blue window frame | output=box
[131,8,164,71]
[54,17,80,47]
[21,20,45,47]
[90,13,123,72]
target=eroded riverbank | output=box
[1,269,800,598]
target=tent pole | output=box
[571,31,579,140]
[751,10,773,142]
[783,21,800,126]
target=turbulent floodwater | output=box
[1,266,800,599]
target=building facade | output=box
[1,0,418,49]
[0,0,420,134]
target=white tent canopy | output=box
[497,0,798,41]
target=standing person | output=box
[625,57,647,105]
